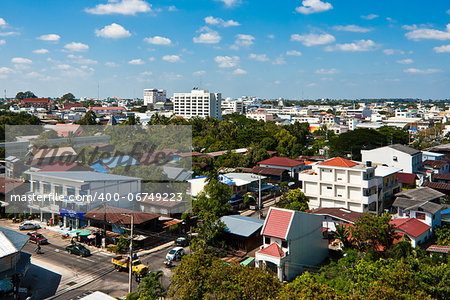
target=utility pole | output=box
[258,174,262,218]
[128,212,134,294]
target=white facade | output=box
[361,145,422,174]
[173,89,221,119]
[299,159,379,213]
[222,99,244,115]
[246,112,275,122]
[144,89,167,106]
[27,171,141,228]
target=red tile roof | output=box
[433,173,450,181]
[311,207,365,224]
[257,242,286,258]
[90,106,126,110]
[422,181,450,191]
[258,157,304,168]
[38,161,93,172]
[390,218,431,238]
[84,206,159,225]
[397,172,417,185]
[423,160,449,168]
[21,98,51,103]
[318,157,358,168]
[262,208,294,239]
[426,245,450,254]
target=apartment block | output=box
[173,89,221,119]
[299,157,379,213]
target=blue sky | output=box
[0,0,449,100]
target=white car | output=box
[19,222,41,230]
[166,247,185,261]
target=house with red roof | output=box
[257,156,305,178]
[89,106,126,116]
[299,157,380,213]
[19,98,54,110]
[255,207,328,281]
[391,218,431,247]
[53,124,84,137]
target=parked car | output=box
[27,232,48,244]
[19,222,41,230]
[175,237,189,247]
[166,247,185,261]
[66,243,91,257]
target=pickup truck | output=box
[112,255,148,275]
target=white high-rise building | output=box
[173,88,222,119]
[144,89,167,106]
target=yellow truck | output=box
[112,255,149,275]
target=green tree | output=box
[168,250,281,300]
[15,91,37,100]
[277,188,309,211]
[61,93,75,102]
[76,110,98,125]
[333,224,350,248]
[351,213,399,253]
[135,271,165,299]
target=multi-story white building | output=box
[361,144,422,174]
[144,89,167,107]
[173,89,221,119]
[299,157,379,213]
[26,171,141,228]
[246,112,275,122]
[222,98,244,115]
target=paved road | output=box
[0,219,185,299]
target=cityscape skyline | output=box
[0,0,449,99]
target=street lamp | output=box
[121,210,134,294]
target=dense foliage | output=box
[277,188,309,211]
[168,250,281,300]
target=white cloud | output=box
[267,34,275,39]
[33,48,49,54]
[193,70,206,76]
[148,57,155,61]
[272,56,286,65]
[55,64,95,78]
[233,68,247,75]
[231,34,255,49]
[0,40,5,45]
[217,0,241,8]
[296,0,333,15]
[405,24,450,41]
[95,23,131,39]
[0,18,7,27]
[140,71,152,76]
[168,6,178,12]
[433,45,450,53]
[193,27,221,44]
[162,55,181,63]
[144,36,172,45]
[325,40,379,52]
[315,68,338,74]
[128,59,145,65]
[291,33,335,46]
[333,25,373,33]
[64,42,89,52]
[67,54,98,65]
[0,32,19,37]
[85,0,151,15]
[105,62,119,67]
[286,50,302,56]
[215,56,240,68]
[447,9,450,15]
[37,34,60,42]
[205,16,240,27]
[11,57,32,64]
[404,68,442,74]
[0,67,14,79]
[56,64,72,70]
[383,49,405,55]
[249,53,269,62]
[361,14,379,20]
[396,58,413,64]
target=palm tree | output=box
[334,224,350,248]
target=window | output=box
[265,237,270,244]
[393,156,398,162]
[327,186,332,190]
[33,181,40,192]
[43,183,51,194]
[281,240,288,248]
[55,185,63,195]
[416,212,426,220]
[67,187,76,196]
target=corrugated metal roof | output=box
[31,171,140,182]
[388,144,421,155]
[220,215,264,237]
[0,227,29,258]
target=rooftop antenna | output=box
[97,82,100,100]
[3,89,6,100]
